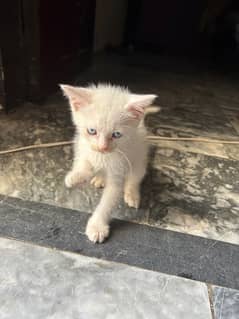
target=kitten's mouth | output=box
[97,149,111,154]
[92,146,112,153]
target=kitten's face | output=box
[60,84,157,154]
[77,108,132,153]
[82,127,122,153]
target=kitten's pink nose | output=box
[98,145,109,152]
[98,135,109,152]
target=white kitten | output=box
[60,84,157,243]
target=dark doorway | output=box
[0,0,96,112]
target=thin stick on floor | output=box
[0,136,239,155]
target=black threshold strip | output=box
[0,195,238,290]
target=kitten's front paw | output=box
[90,175,105,188]
[86,217,110,243]
[65,171,87,188]
[124,188,140,209]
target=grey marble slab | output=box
[0,237,212,319]
[0,195,238,290]
[0,142,239,245]
[148,148,239,244]
[212,286,239,319]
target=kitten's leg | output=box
[65,160,93,188]
[86,176,123,243]
[124,164,146,209]
[90,171,105,188]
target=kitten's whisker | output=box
[116,149,133,174]
[120,135,132,144]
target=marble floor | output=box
[0,53,238,244]
[0,196,238,319]
[0,53,239,318]
[0,236,239,319]
[0,237,224,319]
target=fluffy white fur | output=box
[60,84,157,243]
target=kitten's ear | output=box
[125,94,157,119]
[60,84,92,111]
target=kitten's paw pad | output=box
[124,190,140,209]
[86,219,110,243]
[90,175,105,188]
[65,171,87,188]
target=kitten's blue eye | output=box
[112,131,122,139]
[87,128,97,135]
